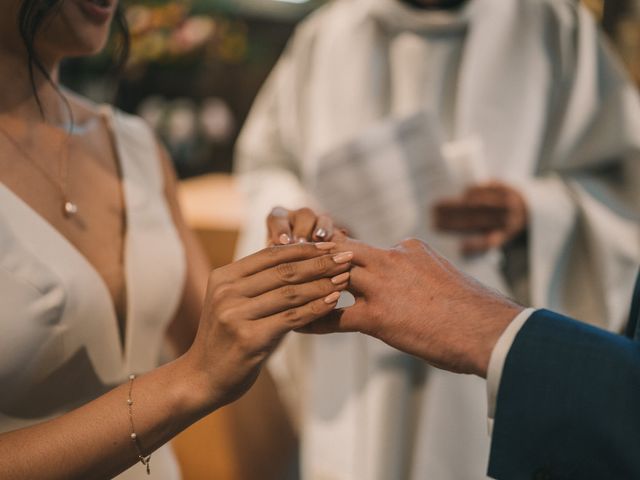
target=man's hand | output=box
[433,182,528,255]
[301,238,523,377]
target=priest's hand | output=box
[299,238,522,378]
[266,206,348,246]
[432,182,528,255]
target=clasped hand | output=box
[183,198,524,413]
[182,240,353,410]
[265,206,522,378]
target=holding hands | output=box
[264,205,522,378]
[0,199,530,479]
[301,238,522,378]
[192,180,526,403]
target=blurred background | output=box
[59,0,640,179]
[58,1,640,479]
[61,0,328,178]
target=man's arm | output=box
[303,238,640,478]
[489,309,640,480]
[302,237,522,377]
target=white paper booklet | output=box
[310,110,509,293]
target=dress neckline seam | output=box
[0,107,133,363]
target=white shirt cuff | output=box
[486,307,537,433]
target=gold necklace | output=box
[0,122,78,218]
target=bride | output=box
[0,1,348,478]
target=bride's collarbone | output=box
[0,127,129,324]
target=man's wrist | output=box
[471,300,524,378]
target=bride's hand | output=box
[266,206,347,245]
[183,241,352,409]
[0,241,351,480]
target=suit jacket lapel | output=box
[625,269,640,341]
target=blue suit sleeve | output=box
[488,309,640,480]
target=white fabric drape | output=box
[0,109,185,480]
[235,1,640,478]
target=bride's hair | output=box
[17,0,130,116]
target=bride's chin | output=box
[42,4,114,58]
[40,28,111,59]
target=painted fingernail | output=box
[315,227,327,239]
[297,237,307,243]
[279,233,291,245]
[331,271,350,285]
[315,242,336,251]
[332,251,353,264]
[324,291,341,304]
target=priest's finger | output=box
[465,183,528,231]
[433,201,508,231]
[461,230,509,255]
[464,182,508,203]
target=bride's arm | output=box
[0,242,351,479]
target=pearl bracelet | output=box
[127,374,151,475]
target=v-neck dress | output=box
[0,108,186,479]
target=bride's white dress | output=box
[0,107,186,479]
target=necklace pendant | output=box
[63,201,78,217]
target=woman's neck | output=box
[0,39,64,124]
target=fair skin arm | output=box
[0,242,352,479]
[300,238,523,377]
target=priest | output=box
[234,0,640,478]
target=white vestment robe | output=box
[234,0,640,478]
